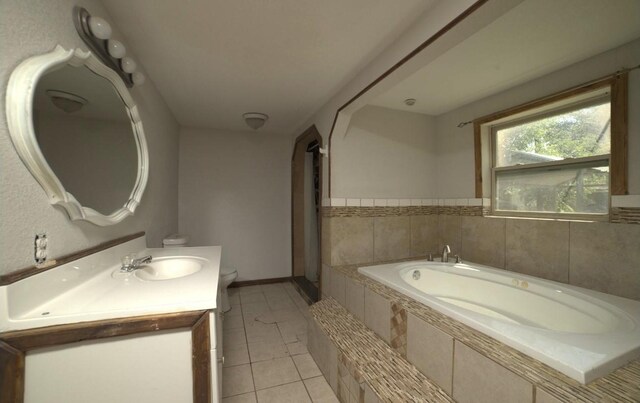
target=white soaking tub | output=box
[358,260,640,384]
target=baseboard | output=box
[229,276,293,288]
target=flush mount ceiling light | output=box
[243,112,269,130]
[46,90,88,113]
[404,98,416,106]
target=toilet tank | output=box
[162,234,189,248]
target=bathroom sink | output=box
[134,257,204,281]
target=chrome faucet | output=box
[121,255,152,272]
[441,245,450,263]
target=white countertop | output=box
[0,237,220,332]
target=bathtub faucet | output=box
[441,245,451,263]
[441,246,462,263]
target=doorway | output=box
[291,126,323,302]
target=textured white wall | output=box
[332,105,437,198]
[435,39,640,198]
[292,0,495,198]
[0,0,180,275]
[178,128,292,281]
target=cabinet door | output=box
[24,330,193,403]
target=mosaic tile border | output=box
[611,207,640,224]
[331,264,640,403]
[321,205,482,217]
[324,205,639,224]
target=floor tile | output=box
[228,292,241,305]
[252,357,301,390]
[246,322,284,344]
[226,305,243,317]
[261,283,285,292]
[292,353,322,379]
[267,297,298,311]
[225,313,245,330]
[286,341,308,356]
[222,364,254,398]
[222,392,257,403]
[238,285,263,295]
[224,327,247,348]
[224,343,250,367]
[242,302,272,315]
[241,293,267,304]
[248,340,290,362]
[256,381,311,403]
[304,376,339,403]
[277,318,308,344]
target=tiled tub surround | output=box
[318,265,640,403]
[322,208,640,301]
[359,260,640,384]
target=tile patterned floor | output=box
[222,282,339,403]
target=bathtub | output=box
[358,260,640,384]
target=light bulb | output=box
[88,16,112,40]
[121,57,137,73]
[132,72,146,85]
[107,39,126,58]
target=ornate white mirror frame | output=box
[5,45,149,226]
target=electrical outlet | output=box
[35,233,47,264]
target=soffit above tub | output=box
[100,0,437,133]
[370,0,640,116]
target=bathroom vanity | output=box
[0,235,222,403]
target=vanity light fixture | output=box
[107,39,126,59]
[73,6,144,88]
[46,90,88,113]
[243,112,269,130]
[404,98,416,106]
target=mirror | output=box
[6,46,148,226]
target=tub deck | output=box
[329,263,640,402]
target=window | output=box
[474,74,628,220]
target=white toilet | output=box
[162,234,237,312]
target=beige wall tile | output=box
[506,219,569,282]
[410,215,439,257]
[570,222,640,300]
[406,313,453,394]
[453,341,533,403]
[364,287,391,343]
[331,270,347,307]
[374,216,411,261]
[320,264,331,300]
[321,217,331,264]
[345,277,365,321]
[460,216,506,268]
[438,214,461,254]
[535,388,563,403]
[329,217,374,266]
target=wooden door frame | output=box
[291,125,323,298]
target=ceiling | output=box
[370,0,640,116]
[101,0,436,133]
[35,64,130,122]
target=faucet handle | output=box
[427,253,433,262]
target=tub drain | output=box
[412,270,421,280]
